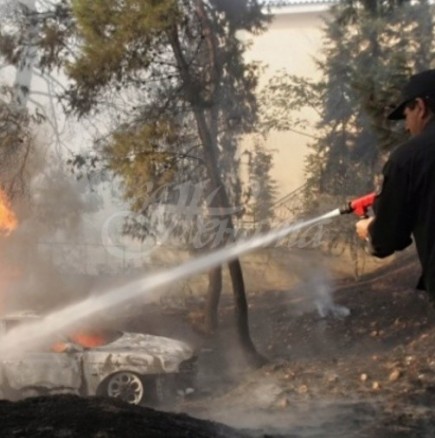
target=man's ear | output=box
[416,97,430,119]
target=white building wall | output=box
[246,8,329,197]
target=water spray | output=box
[0,193,376,355]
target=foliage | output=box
[243,137,278,231]
[0,86,42,199]
[59,0,267,248]
[0,0,271,244]
[0,1,73,69]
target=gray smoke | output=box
[1,149,99,314]
[310,270,350,319]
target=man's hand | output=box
[355,217,374,241]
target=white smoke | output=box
[310,270,350,319]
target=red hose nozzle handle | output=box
[339,192,376,217]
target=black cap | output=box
[388,69,435,120]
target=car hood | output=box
[91,332,194,360]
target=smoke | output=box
[0,0,16,20]
[0,142,99,314]
[309,270,350,319]
[267,263,348,320]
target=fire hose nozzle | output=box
[339,192,376,218]
[339,203,354,215]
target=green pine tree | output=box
[244,138,278,232]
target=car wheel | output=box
[104,372,145,405]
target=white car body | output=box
[0,313,197,404]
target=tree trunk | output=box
[168,21,266,368]
[227,259,267,367]
[204,266,222,334]
[194,109,266,367]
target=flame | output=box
[0,188,17,235]
[70,331,108,348]
[51,331,108,352]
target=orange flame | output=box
[51,331,108,352]
[0,188,17,235]
[70,331,107,348]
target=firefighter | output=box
[356,69,435,301]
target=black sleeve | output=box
[368,158,413,258]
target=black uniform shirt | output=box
[368,118,435,294]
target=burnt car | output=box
[0,312,197,406]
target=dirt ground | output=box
[183,250,435,438]
[2,247,435,437]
